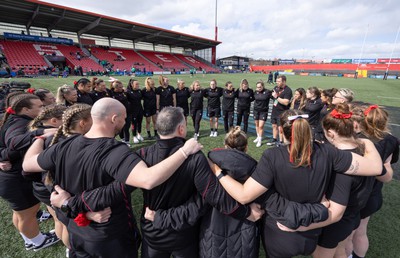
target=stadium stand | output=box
[138,50,190,71]
[52,44,104,71]
[90,47,162,72]
[174,53,220,72]
[1,40,48,74]
[0,0,221,76]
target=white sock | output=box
[30,233,45,246]
[20,232,32,244]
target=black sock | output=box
[154,130,158,136]
[147,131,151,137]
[352,251,364,258]
[211,128,214,132]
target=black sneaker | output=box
[33,232,60,251]
[25,243,34,250]
[36,210,52,222]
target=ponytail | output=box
[0,94,39,127]
[281,110,313,167]
[363,104,389,141]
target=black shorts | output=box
[0,173,39,211]
[207,107,221,118]
[143,109,157,117]
[141,236,198,258]
[360,191,383,219]
[270,116,281,126]
[262,215,320,257]
[32,182,51,206]
[253,111,268,121]
[70,230,140,258]
[318,213,359,249]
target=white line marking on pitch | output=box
[389,123,400,127]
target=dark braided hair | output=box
[29,104,67,131]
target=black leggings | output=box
[191,109,203,134]
[223,110,234,133]
[131,112,143,135]
[119,113,132,142]
[236,107,250,133]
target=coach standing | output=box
[267,75,292,147]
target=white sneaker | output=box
[194,134,198,140]
[209,131,214,137]
[137,135,144,142]
[256,139,262,147]
[253,137,259,143]
[213,131,218,137]
[133,136,139,144]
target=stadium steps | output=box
[138,51,190,71]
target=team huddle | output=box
[0,74,398,258]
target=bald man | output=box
[23,98,202,258]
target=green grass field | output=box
[0,74,399,257]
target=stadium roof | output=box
[0,0,221,50]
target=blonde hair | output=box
[158,75,165,86]
[56,84,76,105]
[337,88,354,102]
[224,126,248,152]
[145,77,155,91]
[240,79,249,92]
[190,80,200,90]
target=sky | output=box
[40,0,400,60]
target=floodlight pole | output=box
[386,24,400,74]
[215,0,218,41]
[211,0,218,65]
[357,24,369,71]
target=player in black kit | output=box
[142,77,158,139]
[222,81,237,133]
[253,80,272,147]
[175,79,191,122]
[126,78,144,144]
[236,79,254,133]
[205,79,223,137]
[190,80,206,139]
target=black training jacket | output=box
[0,114,43,177]
[139,137,250,251]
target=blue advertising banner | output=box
[279,59,295,64]
[4,33,73,45]
[353,59,376,64]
